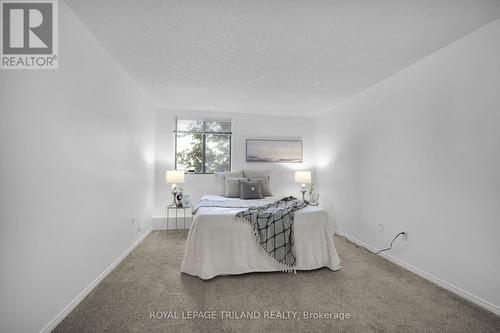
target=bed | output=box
[180,195,341,280]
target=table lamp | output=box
[166,170,185,207]
[294,171,311,201]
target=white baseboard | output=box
[39,228,153,333]
[334,229,500,316]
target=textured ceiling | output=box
[65,0,500,116]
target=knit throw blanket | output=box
[235,196,307,271]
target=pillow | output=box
[214,171,244,196]
[243,170,270,181]
[225,177,247,198]
[242,170,272,196]
[251,177,272,197]
[240,180,263,199]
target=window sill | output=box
[184,172,215,175]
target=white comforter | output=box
[180,195,341,279]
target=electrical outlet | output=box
[377,222,384,232]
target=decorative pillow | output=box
[214,171,244,196]
[242,170,272,196]
[225,177,247,198]
[251,177,272,197]
[240,180,263,199]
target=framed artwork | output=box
[246,139,303,163]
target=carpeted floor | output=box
[55,231,500,332]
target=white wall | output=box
[154,109,315,219]
[0,2,155,332]
[315,19,500,312]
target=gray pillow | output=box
[225,177,247,198]
[240,180,263,199]
[252,177,272,197]
[243,170,270,181]
[214,171,244,196]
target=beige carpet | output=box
[55,231,500,332]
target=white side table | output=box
[165,205,193,231]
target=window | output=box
[175,119,232,173]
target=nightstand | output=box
[165,205,193,231]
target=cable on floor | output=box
[336,232,406,255]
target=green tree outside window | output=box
[175,119,231,173]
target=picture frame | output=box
[246,139,303,163]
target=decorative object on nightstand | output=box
[307,183,320,206]
[308,192,320,206]
[181,194,191,207]
[165,170,185,207]
[294,170,311,201]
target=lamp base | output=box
[170,192,177,207]
[169,182,185,207]
[301,187,307,201]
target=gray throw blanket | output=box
[235,196,307,271]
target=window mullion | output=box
[202,121,206,173]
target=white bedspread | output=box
[180,195,341,279]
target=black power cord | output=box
[338,231,407,255]
[373,232,406,255]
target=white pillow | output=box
[214,171,244,196]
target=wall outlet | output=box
[377,222,384,232]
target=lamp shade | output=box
[294,171,311,185]
[165,170,185,184]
